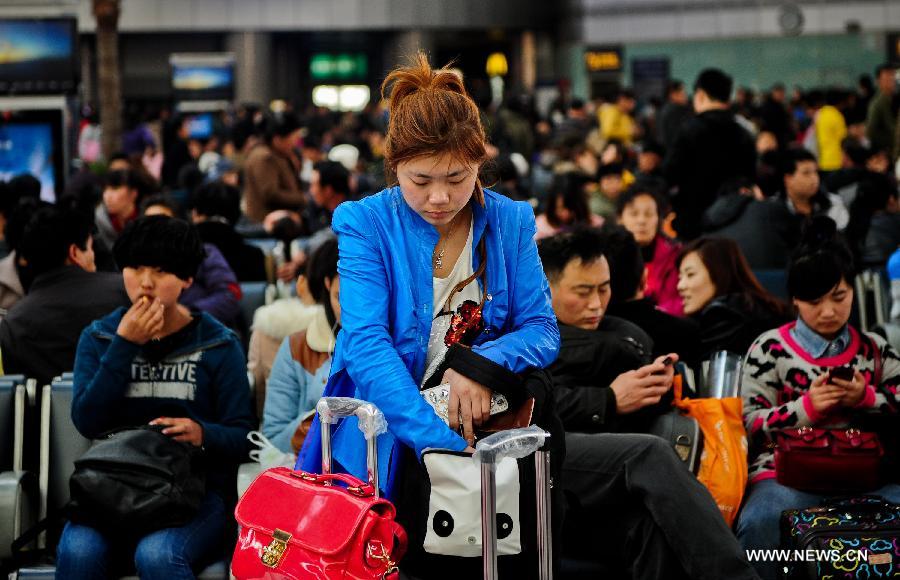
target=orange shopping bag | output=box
[672,375,748,527]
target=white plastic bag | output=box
[247,431,296,469]
[238,431,298,497]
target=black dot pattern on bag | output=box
[497,513,513,539]
[433,510,454,537]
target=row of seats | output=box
[5,374,227,579]
[0,375,37,564]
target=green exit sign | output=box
[310,54,368,80]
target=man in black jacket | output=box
[0,205,129,385]
[538,228,757,580]
[540,228,673,433]
[663,68,757,240]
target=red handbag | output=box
[233,466,407,579]
[774,427,884,492]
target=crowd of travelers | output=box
[1,56,900,579]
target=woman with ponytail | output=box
[737,217,900,580]
[297,53,561,577]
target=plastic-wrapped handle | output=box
[315,397,387,439]
[473,425,549,466]
[315,397,387,497]
[475,425,553,580]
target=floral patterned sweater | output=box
[742,322,900,483]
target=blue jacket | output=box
[73,308,255,493]
[298,187,560,496]
[262,335,331,452]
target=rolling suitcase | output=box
[780,496,900,579]
[474,425,553,580]
[233,397,407,579]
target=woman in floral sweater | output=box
[736,217,900,580]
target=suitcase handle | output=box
[473,426,553,580]
[472,425,549,466]
[315,397,386,497]
[315,397,386,440]
[821,495,893,511]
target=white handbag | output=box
[421,449,521,557]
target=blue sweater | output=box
[73,308,255,492]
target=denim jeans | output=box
[736,478,900,580]
[55,491,225,580]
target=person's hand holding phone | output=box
[808,372,844,415]
[828,367,866,408]
[610,353,678,414]
[652,354,678,378]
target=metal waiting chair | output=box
[0,375,38,562]
[12,378,226,579]
[856,268,890,332]
[239,281,270,331]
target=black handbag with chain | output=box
[68,425,206,536]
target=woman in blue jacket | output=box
[302,51,559,485]
[299,53,560,577]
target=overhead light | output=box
[338,85,370,112]
[313,85,370,112]
[312,85,339,109]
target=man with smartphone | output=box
[537,228,758,580]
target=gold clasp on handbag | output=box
[261,529,291,568]
[346,484,374,497]
[366,541,398,578]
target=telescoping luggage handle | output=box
[474,425,553,580]
[316,397,388,498]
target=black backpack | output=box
[68,425,206,537]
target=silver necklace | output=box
[434,213,460,270]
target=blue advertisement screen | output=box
[172,65,233,91]
[172,64,234,100]
[186,114,214,140]
[0,19,77,93]
[0,123,57,200]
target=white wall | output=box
[577,0,900,43]
[70,0,552,32]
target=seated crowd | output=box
[0,59,899,580]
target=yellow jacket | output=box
[598,103,636,146]
[816,105,847,172]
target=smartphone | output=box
[653,356,674,376]
[829,366,855,382]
